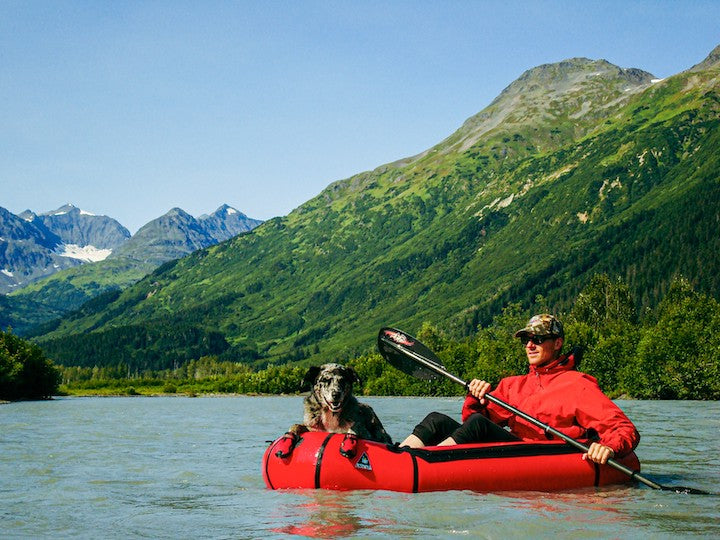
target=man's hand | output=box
[582,442,615,464]
[467,379,492,404]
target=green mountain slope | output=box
[34,48,720,370]
[4,258,154,330]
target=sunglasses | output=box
[520,335,556,346]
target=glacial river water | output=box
[1,396,718,539]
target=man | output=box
[399,314,640,464]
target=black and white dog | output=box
[289,363,392,443]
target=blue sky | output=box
[2,1,719,233]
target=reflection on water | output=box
[273,491,364,538]
[1,396,718,538]
[501,487,637,529]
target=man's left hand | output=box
[582,442,615,464]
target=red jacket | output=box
[461,353,640,457]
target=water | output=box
[1,396,718,539]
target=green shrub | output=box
[0,330,61,400]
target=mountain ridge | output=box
[689,44,720,71]
[317,57,658,205]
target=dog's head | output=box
[304,363,360,413]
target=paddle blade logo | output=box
[355,452,372,471]
[383,330,414,347]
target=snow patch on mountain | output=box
[56,244,112,262]
[47,204,96,217]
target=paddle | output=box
[377,327,711,495]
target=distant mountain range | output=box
[0,204,262,331]
[0,204,131,293]
[19,44,720,371]
[109,205,261,265]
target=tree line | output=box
[54,275,719,400]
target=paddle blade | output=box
[377,327,443,380]
[665,485,713,495]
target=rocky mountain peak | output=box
[45,203,80,215]
[440,57,655,153]
[198,204,262,242]
[34,204,130,250]
[208,204,236,216]
[18,210,37,221]
[162,207,194,221]
[689,43,720,72]
[508,57,653,88]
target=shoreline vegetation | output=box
[3,275,720,402]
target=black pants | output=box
[411,412,520,445]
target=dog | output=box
[288,363,392,444]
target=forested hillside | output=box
[33,47,720,373]
[58,276,720,400]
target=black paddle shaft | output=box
[377,328,711,495]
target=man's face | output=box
[524,335,563,366]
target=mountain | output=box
[2,205,262,332]
[0,206,64,293]
[198,204,263,242]
[110,207,218,264]
[32,46,720,372]
[26,204,130,250]
[110,205,262,264]
[435,57,655,156]
[0,204,129,294]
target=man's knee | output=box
[413,412,459,445]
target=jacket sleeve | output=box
[461,393,485,422]
[574,376,640,457]
[461,379,514,425]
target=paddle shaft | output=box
[382,337,668,491]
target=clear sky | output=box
[2,1,719,233]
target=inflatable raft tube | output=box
[262,431,641,493]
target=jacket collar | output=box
[530,350,576,375]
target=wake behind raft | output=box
[262,431,641,493]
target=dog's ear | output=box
[344,366,362,385]
[302,366,322,389]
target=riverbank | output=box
[58,384,278,398]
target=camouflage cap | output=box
[514,314,564,339]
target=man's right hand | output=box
[468,379,492,404]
